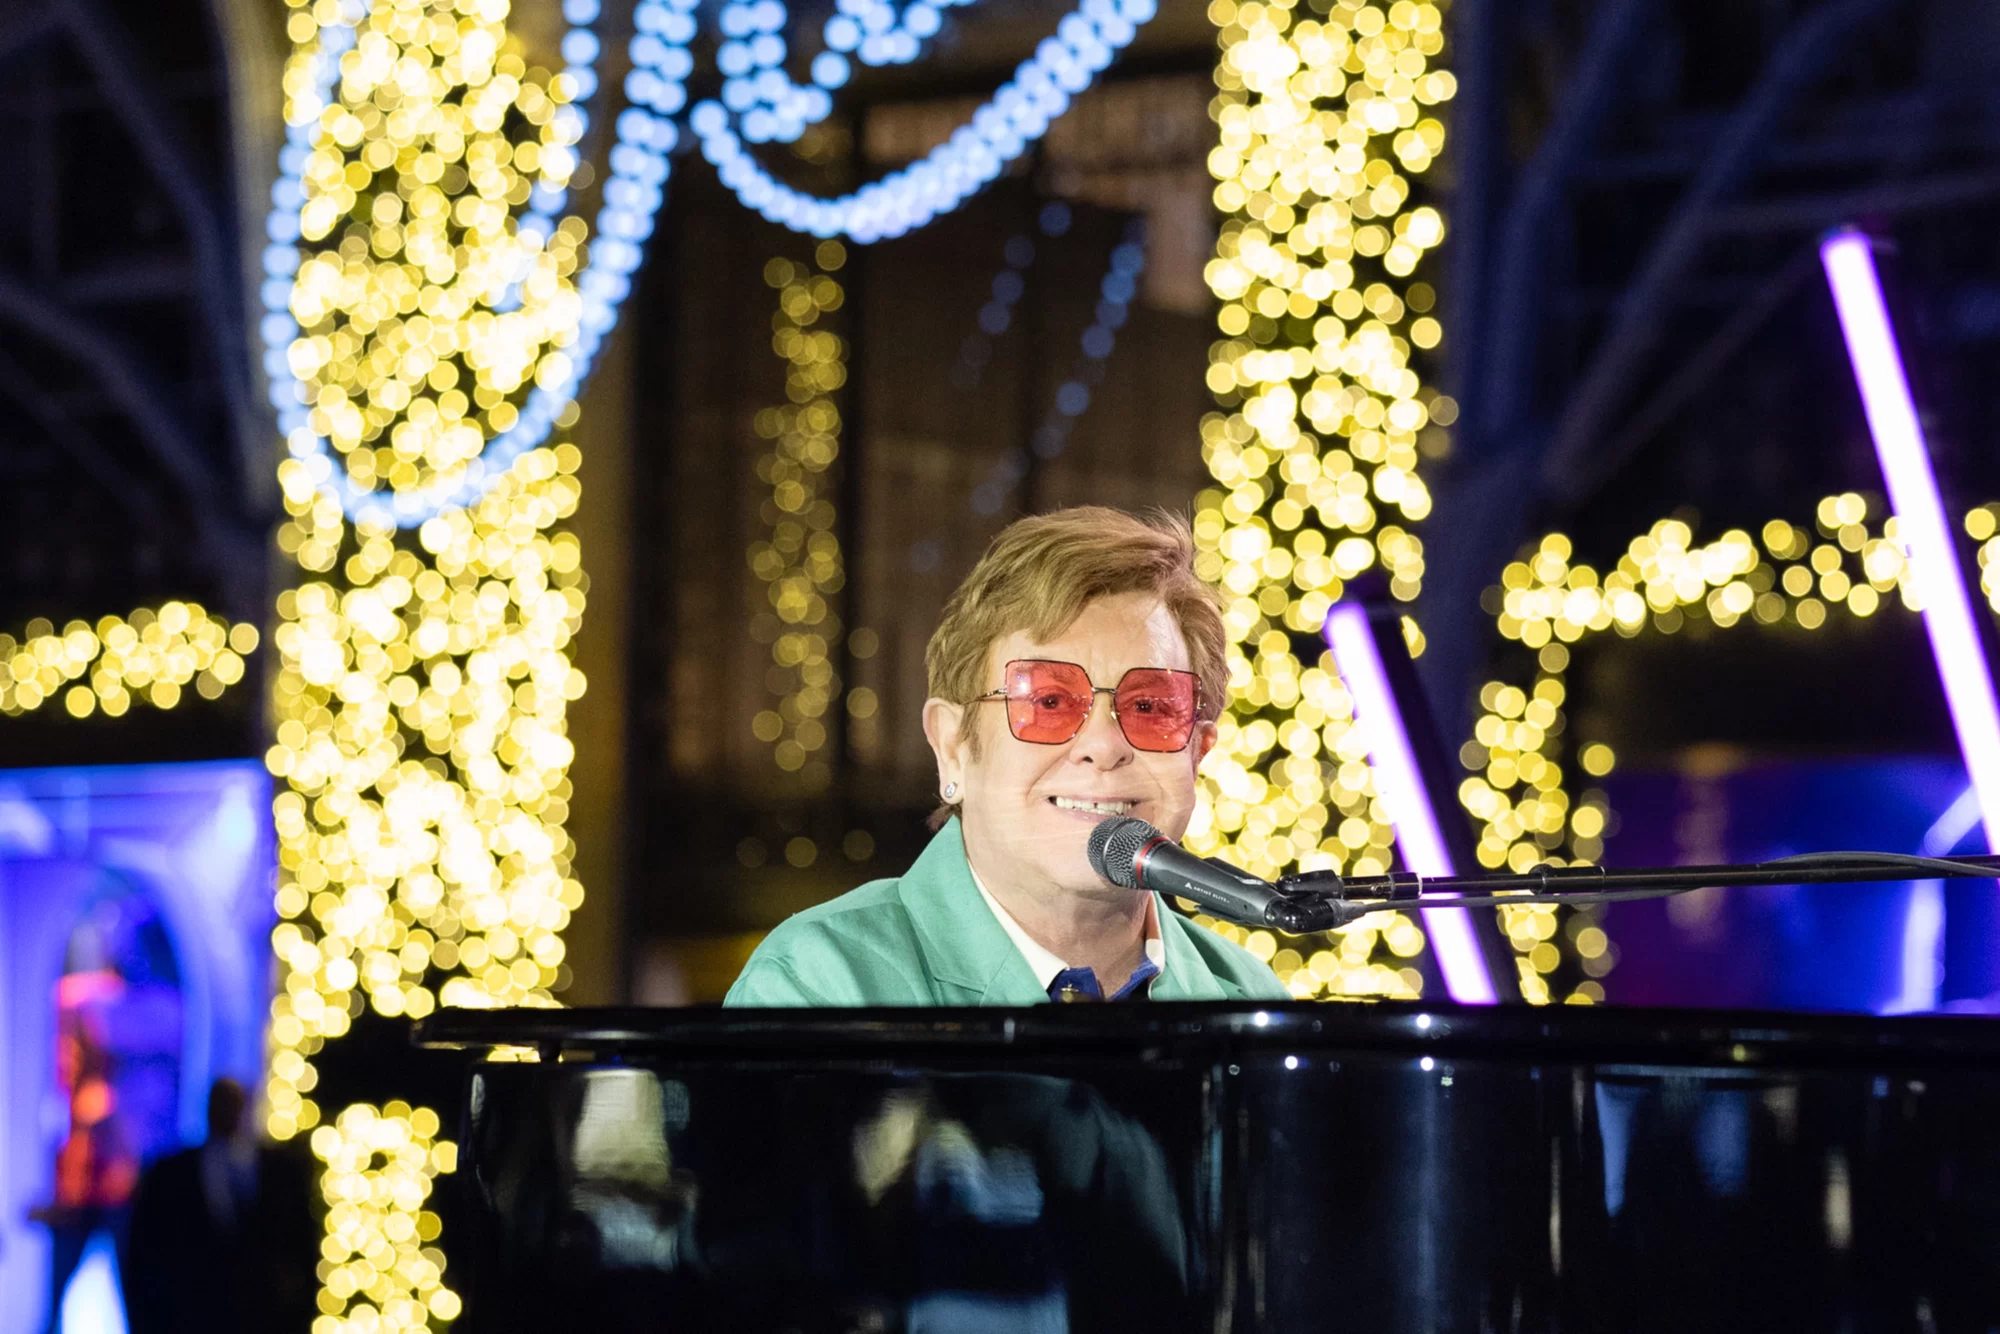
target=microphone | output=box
[1087,816,1290,929]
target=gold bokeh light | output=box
[1469,493,1932,1002]
[310,1102,461,1326]
[749,245,849,793]
[1968,502,2000,614]
[282,0,587,499]
[271,0,593,1327]
[1192,0,1453,1000]
[0,605,256,718]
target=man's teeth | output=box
[1052,797,1134,815]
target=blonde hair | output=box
[925,506,1226,827]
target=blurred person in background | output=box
[122,1078,317,1334]
[32,972,140,1334]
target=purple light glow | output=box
[1322,603,1498,1005]
[1821,230,2000,849]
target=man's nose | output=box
[1071,691,1134,765]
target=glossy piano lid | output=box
[412,1001,2000,1070]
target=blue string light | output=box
[1029,220,1145,458]
[951,201,1071,389]
[717,0,983,144]
[693,0,1157,242]
[261,0,692,529]
[967,217,1146,517]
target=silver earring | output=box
[943,782,959,801]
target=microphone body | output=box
[1087,817,1289,929]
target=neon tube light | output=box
[1821,230,2000,849]
[1323,602,1499,1005]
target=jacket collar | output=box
[896,820,1046,1004]
[896,819,1230,1004]
[1150,909,1230,1000]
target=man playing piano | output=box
[727,506,1285,1007]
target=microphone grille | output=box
[1088,815,1159,890]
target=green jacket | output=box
[725,819,1289,1006]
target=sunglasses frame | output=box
[971,658,1208,753]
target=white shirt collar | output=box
[970,866,1166,992]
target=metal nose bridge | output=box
[1075,687,1135,747]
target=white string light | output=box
[717,0,982,144]
[693,0,1157,241]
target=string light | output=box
[264,446,585,1095]
[952,234,1036,386]
[266,2,608,1325]
[812,0,982,90]
[270,0,1151,512]
[969,219,1147,515]
[1188,0,1454,1001]
[266,448,586,1328]
[310,1102,461,1328]
[267,0,690,528]
[691,0,1159,241]
[1025,222,1146,459]
[714,0,833,143]
[1195,911,1426,999]
[714,0,983,142]
[1467,494,1932,1003]
[0,605,256,719]
[951,202,1074,389]
[748,246,848,792]
[1970,503,2000,614]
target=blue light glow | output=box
[951,220,1065,389]
[58,1232,128,1334]
[715,0,982,146]
[970,216,1146,513]
[695,0,1158,241]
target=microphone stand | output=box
[1255,852,2000,934]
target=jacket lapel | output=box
[897,821,1048,1005]
[1150,905,1231,1001]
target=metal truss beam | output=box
[1415,0,1652,743]
[54,0,261,520]
[0,344,172,539]
[1708,165,2000,234]
[0,271,257,590]
[1475,0,1655,442]
[1541,0,1900,505]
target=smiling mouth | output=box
[1050,796,1137,817]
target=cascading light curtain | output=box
[1189,0,1453,999]
[267,0,595,1327]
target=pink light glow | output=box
[1323,602,1499,1005]
[1820,230,2000,850]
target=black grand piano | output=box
[416,1002,2000,1332]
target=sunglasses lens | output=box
[1003,661,1092,743]
[1114,670,1199,751]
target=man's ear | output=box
[1191,718,1218,769]
[922,697,968,791]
